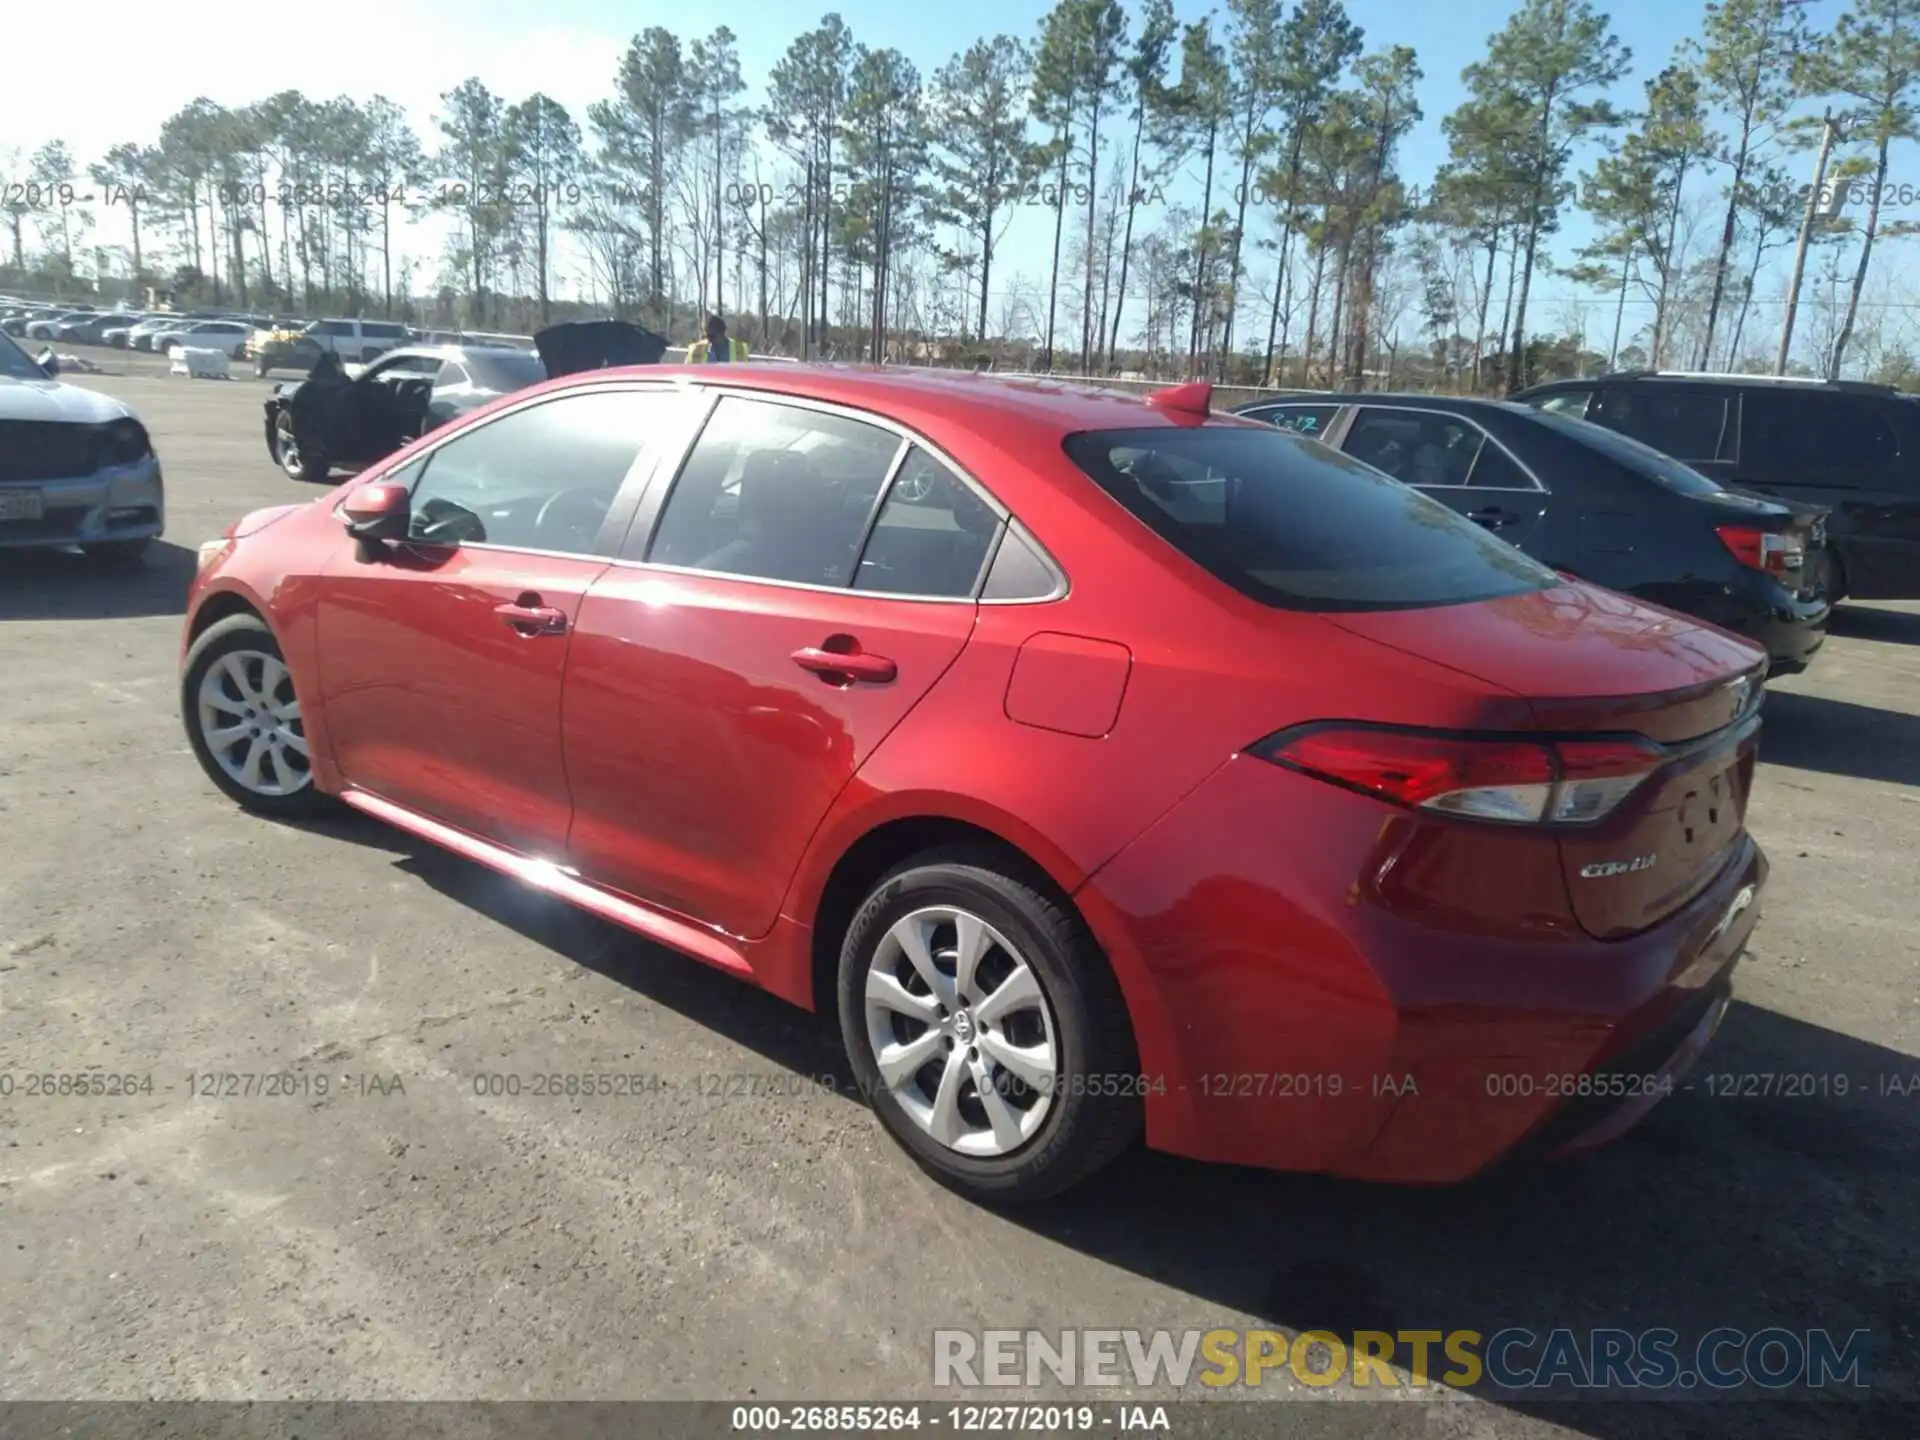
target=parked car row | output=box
[0,301,529,373]
[182,359,1783,1207]
[0,302,280,358]
[261,319,663,480]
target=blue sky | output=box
[0,0,1874,344]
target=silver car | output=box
[0,332,164,565]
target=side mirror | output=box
[341,482,411,542]
[36,348,59,376]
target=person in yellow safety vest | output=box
[686,312,749,363]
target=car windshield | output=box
[1064,424,1556,611]
[1526,408,1727,496]
[466,350,547,389]
[0,329,51,379]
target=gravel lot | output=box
[1,350,1915,1436]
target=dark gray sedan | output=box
[262,321,670,482]
[262,344,546,482]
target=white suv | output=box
[251,318,411,375]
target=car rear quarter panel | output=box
[778,483,1588,1159]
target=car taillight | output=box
[1716,524,1803,577]
[1253,726,1665,826]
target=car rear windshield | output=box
[466,350,547,389]
[1064,425,1557,611]
[1526,408,1726,496]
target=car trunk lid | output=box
[1328,580,1767,939]
[533,319,669,377]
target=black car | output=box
[1513,372,1920,604]
[264,320,669,482]
[1234,393,1832,674]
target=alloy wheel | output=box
[195,649,311,797]
[276,417,303,478]
[863,905,1060,1157]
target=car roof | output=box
[1229,391,1343,410]
[555,363,1227,438]
[1300,392,1540,419]
[372,343,535,365]
[1522,371,1902,397]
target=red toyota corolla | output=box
[181,364,1768,1204]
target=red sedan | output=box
[181,364,1769,1204]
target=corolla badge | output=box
[1580,855,1658,878]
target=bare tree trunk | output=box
[1698,131,1751,368]
[1301,244,1327,383]
[1325,234,1351,387]
[1188,123,1217,376]
[1107,109,1147,368]
[1828,134,1890,381]
[1607,247,1629,368]
[1496,236,1519,389]
[1043,134,1070,371]
[1471,218,1501,391]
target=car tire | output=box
[836,845,1142,1206]
[254,354,272,378]
[81,538,153,568]
[275,411,327,483]
[181,613,325,818]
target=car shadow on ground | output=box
[298,816,1913,1439]
[0,540,195,621]
[1758,691,1920,788]
[1831,604,1920,646]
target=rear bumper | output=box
[1078,754,1767,1183]
[1700,572,1830,674]
[0,458,165,549]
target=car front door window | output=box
[405,389,662,555]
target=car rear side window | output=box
[1533,389,1593,418]
[1738,391,1901,483]
[1252,403,1339,438]
[1594,388,1729,462]
[647,396,903,587]
[853,447,999,598]
[1345,408,1487,487]
[466,351,547,390]
[1466,440,1536,489]
[1064,426,1556,611]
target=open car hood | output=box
[533,319,668,377]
